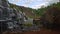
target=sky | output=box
[8,0,59,9]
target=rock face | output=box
[0,0,26,33]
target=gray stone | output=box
[0,0,25,32]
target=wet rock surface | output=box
[0,0,39,33]
[0,0,25,33]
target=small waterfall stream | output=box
[0,0,39,33]
[0,0,26,32]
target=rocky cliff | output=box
[9,3,35,18]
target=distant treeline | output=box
[33,2,60,17]
[9,2,60,18]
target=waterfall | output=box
[0,0,25,32]
[0,0,34,32]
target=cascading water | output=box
[0,0,38,33]
[0,0,25,33]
